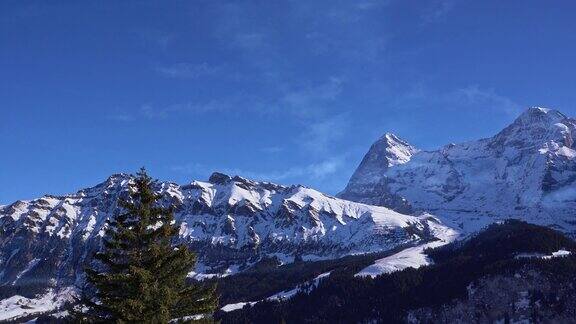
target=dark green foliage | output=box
[218,220,576,323]
[77,168,217,323]
[0,283,47,299]
[428,219,576,263]
[212,242,419,305]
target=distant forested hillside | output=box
[218,220,576,323]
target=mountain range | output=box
[1,107,576,322]
[0,171,447,292]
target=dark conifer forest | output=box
[217,221,576,323]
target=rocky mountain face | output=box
[0,172,447,292]
[339,133,419,214]
[339,107,576,235]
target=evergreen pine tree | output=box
[77,168,217,322]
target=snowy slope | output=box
[0,287,75,322]
[356,218,459,277]
[220,271,332,312]
[340,107,576,235]
[0,172,452,295]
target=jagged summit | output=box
[490,106,574,152]
[208,171,232,184]
[101,173,132,185]
[517,106,567,122]
[206,171,289,192]
[504,107,570,136]
[376,132,419,167]
[338,132,417,213]
[353,132,418,175]
[381,132,406,142]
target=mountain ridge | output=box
[0,171,452,293]
[339,107,576,235]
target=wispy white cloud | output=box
[222,158,344,182]
[280,77,344,118]
[421,0,458,24]
[140,104,165,119]
[355,0,393,11]
[155,62,223,79]
[283,77,343,105]
[137,29,176,51]
[323,0,393,23]
[299,114,351,155]
[260,146,284,154]
[210,3,271,54]
[392,84,521,117]
[107,113,135,122]
[269,77,351,155]
[118,75,345,125]
[142,101,227,118]
[110,101,229,121]
[170,162,206,176]
[447,85,522,116]
[170,157,345,183]
[232,32,266,50]
[0,2,53,22]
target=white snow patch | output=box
[557,146,576,158]
[12,258,41,285]
[220,272,332,312]
[356,219,459,278]
[268,272,331,301]
[515,249,571,260]
[0,287,76,322]
[170,314,206,322]
[221,302,256,312]
[188,265,240,281]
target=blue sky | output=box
[2,0,576,204]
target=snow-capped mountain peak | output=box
[378,132,419,167]
[490,107,574,152]
[345,132,418,187]
[340,107,576,235]
[516,106,567,125]
[338,133,418,214]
